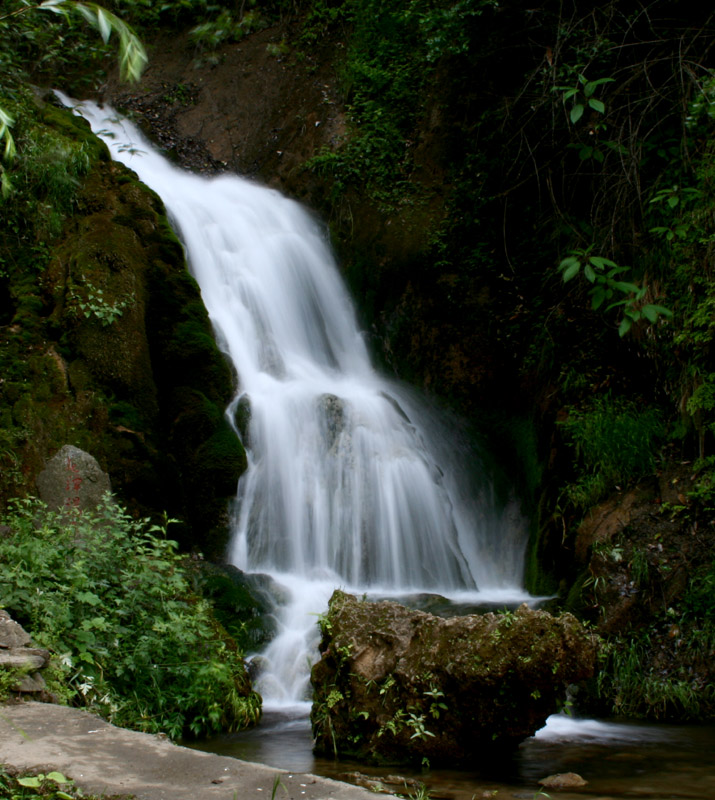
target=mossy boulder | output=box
[196,563,284,653]
[311,591,597,766]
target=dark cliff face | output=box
[0,97,244,558]
[101,26,511,419]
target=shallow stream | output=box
[190,708,715,800]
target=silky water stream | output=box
[62,96,715,800]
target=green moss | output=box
[197,562,278,652]
[39,101,109,162]
[196,424,247,492]
[0,96,243,555]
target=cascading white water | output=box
[62,95,530,708]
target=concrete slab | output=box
[0,702,379,800]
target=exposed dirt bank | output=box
[0,702,375,800]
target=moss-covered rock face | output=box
[310,590,597,766]
[0,96,244,557]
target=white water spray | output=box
[62,95,529,708]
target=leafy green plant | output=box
[75,280,132,326]
[0,769,87,800]
[556,73,613,124]
[0,1,146,190]
[560,395,665,508]
[306,0,500,210]
[189,7,266,56]
[0,0,146,80]
[0,496,261,739]
[596,624,715,720]
[270,774,287,800]
[558,248,672,337]
[684,558,715,620]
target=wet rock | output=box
[196,562,286,651]
[234,394,252,444]
[319,393,344,450]
[311,591,597,766]
[36,445,111,513]
[538,772,588,790]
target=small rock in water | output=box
[538,772,588,790]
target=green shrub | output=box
[684,559,715,620]
[0,496,261,739]
[596,621,715,721]
[560,395,665,509]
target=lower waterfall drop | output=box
[63,95,530,710]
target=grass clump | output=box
[559,395,665,509]
[0,496,261,739]
[596,619,715,721]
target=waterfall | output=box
[62,95,529,709]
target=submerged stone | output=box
[310,591,597,766]
[538,772,588,790]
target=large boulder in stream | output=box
[310,591,597,765]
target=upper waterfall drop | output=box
[61,95,526,597]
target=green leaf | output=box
[562,261,581,282]
[588,98,605,113]
[641,305,659,323]
[570,104,585,124]
[0,170,12,199]
[18,777,42,788]
[591,286,606,310]
[585,77,615,93]
[74,2,97,27]
[47,772,70,784]
[578,146,592,160]
[604,140,628,154]
[612,280,640,294]
[584,264,596,283]
[588,256,617,269]
[96,6,113,43]
[648,304,673,318]
[77,590,101,605]
[593,148,604,163]
[667,196,679,208]
[618,317,633,337]
[38,0,67,13]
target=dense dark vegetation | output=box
[2,0,715,728]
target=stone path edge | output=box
[0,702,378,800]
